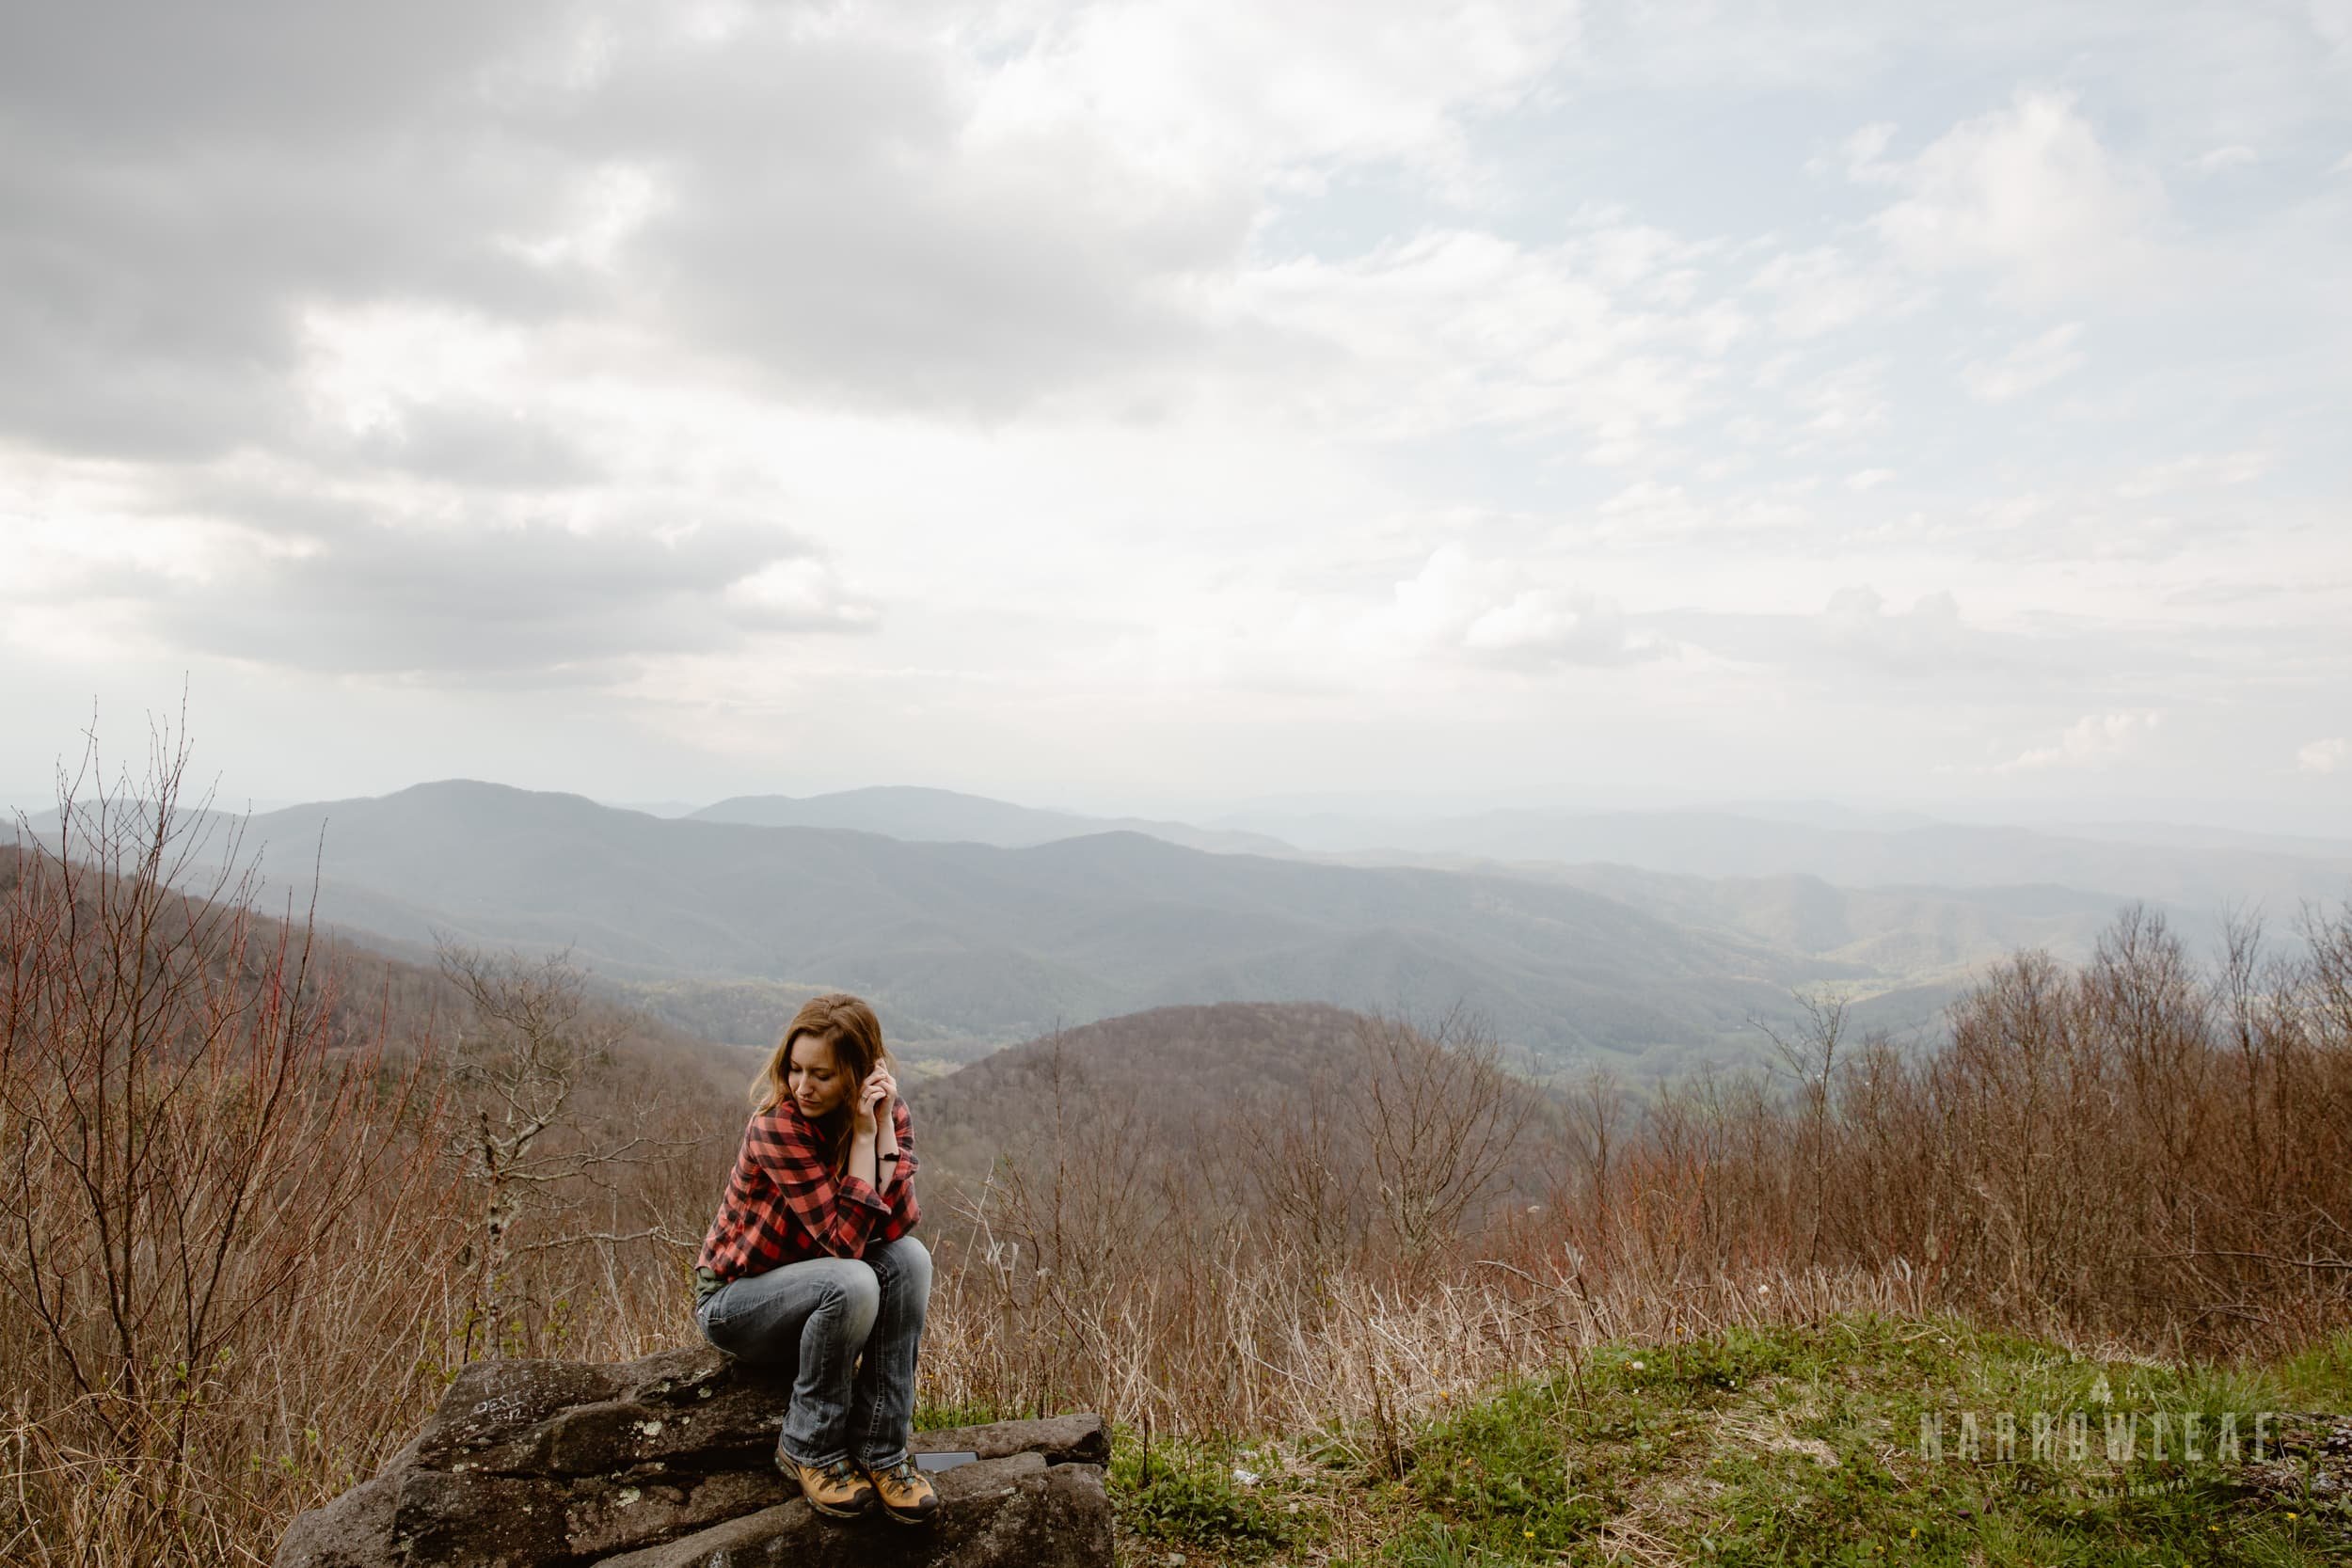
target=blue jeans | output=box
[695,1235,932,1470]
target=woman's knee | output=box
[826,1259,881,1338]
[882,1234,932,1300]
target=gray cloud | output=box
[0,2,596,460]
[0,2,573,147]
[340,400,607,491]
[529,15,1248,414]
[91,477,877,677]
[0,2,1254,468]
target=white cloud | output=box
[1867,90,2168,303]
[2186,145,2258,175]
[2312,1,2352,63]
[1074,541,1670,701]
[723,560,880,632]
[1787,357,1889,441]
[1585,481,1813,546]
[1846,467,1895,492]
[1746,245,1912,339]
[2114,449,2272,499]
[1819,585,1974,674]
[1395,546,1666,670]
[977,0,1581,189]
[1225,225,1743,451]
[1961,322,2086,402]
[1994,709,2165,773]
[2298,736,2350,774]
[1831,121,1899,182]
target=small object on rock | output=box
[917,1451,979,1473]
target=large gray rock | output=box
[275,1348,1110,1568]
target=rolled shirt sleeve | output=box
[891,1098,919,1180]
[885,1097,919,1222]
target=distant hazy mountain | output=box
[2016,819,2352,861]
[693,785,1293,856]
[167,780,1856,1072]
[1539,864,2130,977]
[691,787,2352,927]
[603,800,705,819]
[1710,800,1944,832]
[1221,808,2352,911]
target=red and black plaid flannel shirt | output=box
[697,1097,921,1281]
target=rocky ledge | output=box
[275,1347,1110,1568]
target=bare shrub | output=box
[1518,904,2352,1359]
[0,726,714,1563]
[0,721,462,1559]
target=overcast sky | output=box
[4,1,2348,829]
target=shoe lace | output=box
[820,1458,864,1484]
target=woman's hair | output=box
[752,992,892,1177]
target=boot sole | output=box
[877,1501,939,1526]
[803,1491,875,1519]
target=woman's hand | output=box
[851,1063,897,1137]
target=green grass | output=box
[914,1396,1013,1430]
[1106,1428,1298,1561]
[1102,1317,2352,1567]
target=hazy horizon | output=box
[8,768,2351,851]
[5,3,2347,834]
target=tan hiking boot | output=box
[866,1457,939,1524]
[792,1457,876,1518]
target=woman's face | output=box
[787,1031,853,1118]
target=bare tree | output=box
[1239,1053,1367,1271]
[436,941,683,1357]
[1755,991,1848,1268]
[1566,1065,1625,1201]
[1347,1006,1533,1261]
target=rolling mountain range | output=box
[97,780,1853,1072]
[32,778,2346,1077]
[686,788,2352,910]
[693,786,1290,857]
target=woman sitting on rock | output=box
[693,992,936,1525]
